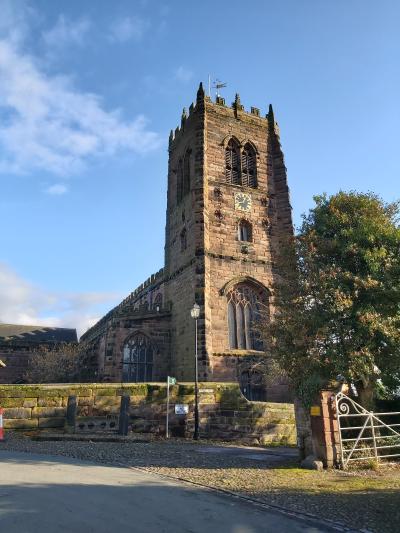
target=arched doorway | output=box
[240,370,266,401]
[122,333,154,382]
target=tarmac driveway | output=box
[0,450,332,533]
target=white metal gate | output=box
[335,392,400,468]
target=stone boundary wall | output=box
[0,382,296,445]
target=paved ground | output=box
[194,444,298,463]
[0,450,332,533]
[3,434,399,532]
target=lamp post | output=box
[190,302,200,440]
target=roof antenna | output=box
[212,79,227,98]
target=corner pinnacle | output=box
[196,82,205,103]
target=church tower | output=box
[82,82,292,398]
[164,84,293,397]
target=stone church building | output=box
[81,83,293,401]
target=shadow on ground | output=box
[1,440,399,533]
[0,451,332,533]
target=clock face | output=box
[234,192,252,212]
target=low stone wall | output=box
[0,382,296,445]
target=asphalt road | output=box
[0,451,333,533]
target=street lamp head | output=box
[190,302,200,319]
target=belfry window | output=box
[183,149,191,196]
[227,283,265,351]
[241,143,257,188]
[122,334,154,382]
[177,149,191,205]
[176,159,184,204]
[238,220,252,242]
[225,139,241,185]
[180,228,187,251]
[225,139,258,188]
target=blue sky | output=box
[0,0,399,335]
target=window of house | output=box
[238,220,252,242]
[180,228,187,251]
[122,333,153,382]
[225,139,241,185]
[241,143,257,188]
[227,283,265,350]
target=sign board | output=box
[167,376,176,385]
[310,405,321,416]
[175,404,189,415]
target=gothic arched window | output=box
[122,333,154,382]
[225,139,241,185]
[183,149,191,196]
[153,292,163,309]
[176,159,184,204]
[227,283,266,351]
[241,143,257,188]
[238,220,252,242]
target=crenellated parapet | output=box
[81,268,167,343]
[169,82,279,152]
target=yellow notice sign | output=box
[310,405,321,416]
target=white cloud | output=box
[42,15,91,49]
[0,0,35,45]
[174,66,194,84]
[0,262,121,337]
[45,183,68,195]
[109,16,149,43]
[0,6,161,177]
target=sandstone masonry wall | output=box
[0,382,296,445]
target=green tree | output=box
[266,192,400,408]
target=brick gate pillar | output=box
[309,389,342,468]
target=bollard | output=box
[118,395,130,436]
[0,408,3,440]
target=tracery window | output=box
[122,333,153,382]
[238,220,252,242]
[241,143,257,188]
[225,139,241,185]
[225,139,258,188]
[227,283,265,351]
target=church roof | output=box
[0,324,78,344]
